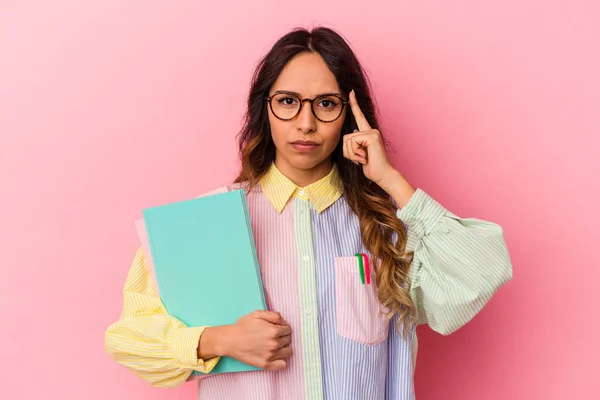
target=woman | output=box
[105,26,512,400]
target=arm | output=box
[341,89,512,335]
[104,247,220,388]
[380,171,513,335]
[399,188,512,334]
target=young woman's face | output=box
[267,52,347,173]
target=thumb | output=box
[254,310,287,325]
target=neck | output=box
[275,157,333,187]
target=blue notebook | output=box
[142,189,266,375]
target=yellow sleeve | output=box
[104,247,220,388]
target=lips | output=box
[290,141,319,152]
[291,141,319,145]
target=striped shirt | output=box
[105,163,512,399]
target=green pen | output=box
[355,253,365,284]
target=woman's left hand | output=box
[342,90,398,186]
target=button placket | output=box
[293,198,324,400]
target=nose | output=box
[297,100,317,134]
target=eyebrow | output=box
[272,90,343,98]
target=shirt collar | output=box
[259,163,344,214]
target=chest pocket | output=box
[334,256,390,346]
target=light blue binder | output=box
[142,189,266,375]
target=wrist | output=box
[377,169,416,209]
[376,168,402,190]
[198,325,231,359]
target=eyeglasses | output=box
[265,91,349,123]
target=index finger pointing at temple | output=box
[349,90,372,132]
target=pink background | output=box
[1,1,598,399]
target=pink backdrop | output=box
[1,1,598,399]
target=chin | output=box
[288,155,329,170]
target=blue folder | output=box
[142,189,266,375]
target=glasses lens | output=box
[313,95,343,122]
[271,93,301,120]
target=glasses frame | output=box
[265,91,349,123]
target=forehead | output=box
[271,52,340,96]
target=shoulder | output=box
[194,184,232,198]
[194,181,262,200]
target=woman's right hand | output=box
[200,310,293,371]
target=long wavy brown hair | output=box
[234,26,416,333]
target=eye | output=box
[276,97,299,107]
[317,97,338,109]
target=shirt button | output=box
[303,255,309,262]
[298,189,305,196]
[310,364,317,371]
[304,308,312,315]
